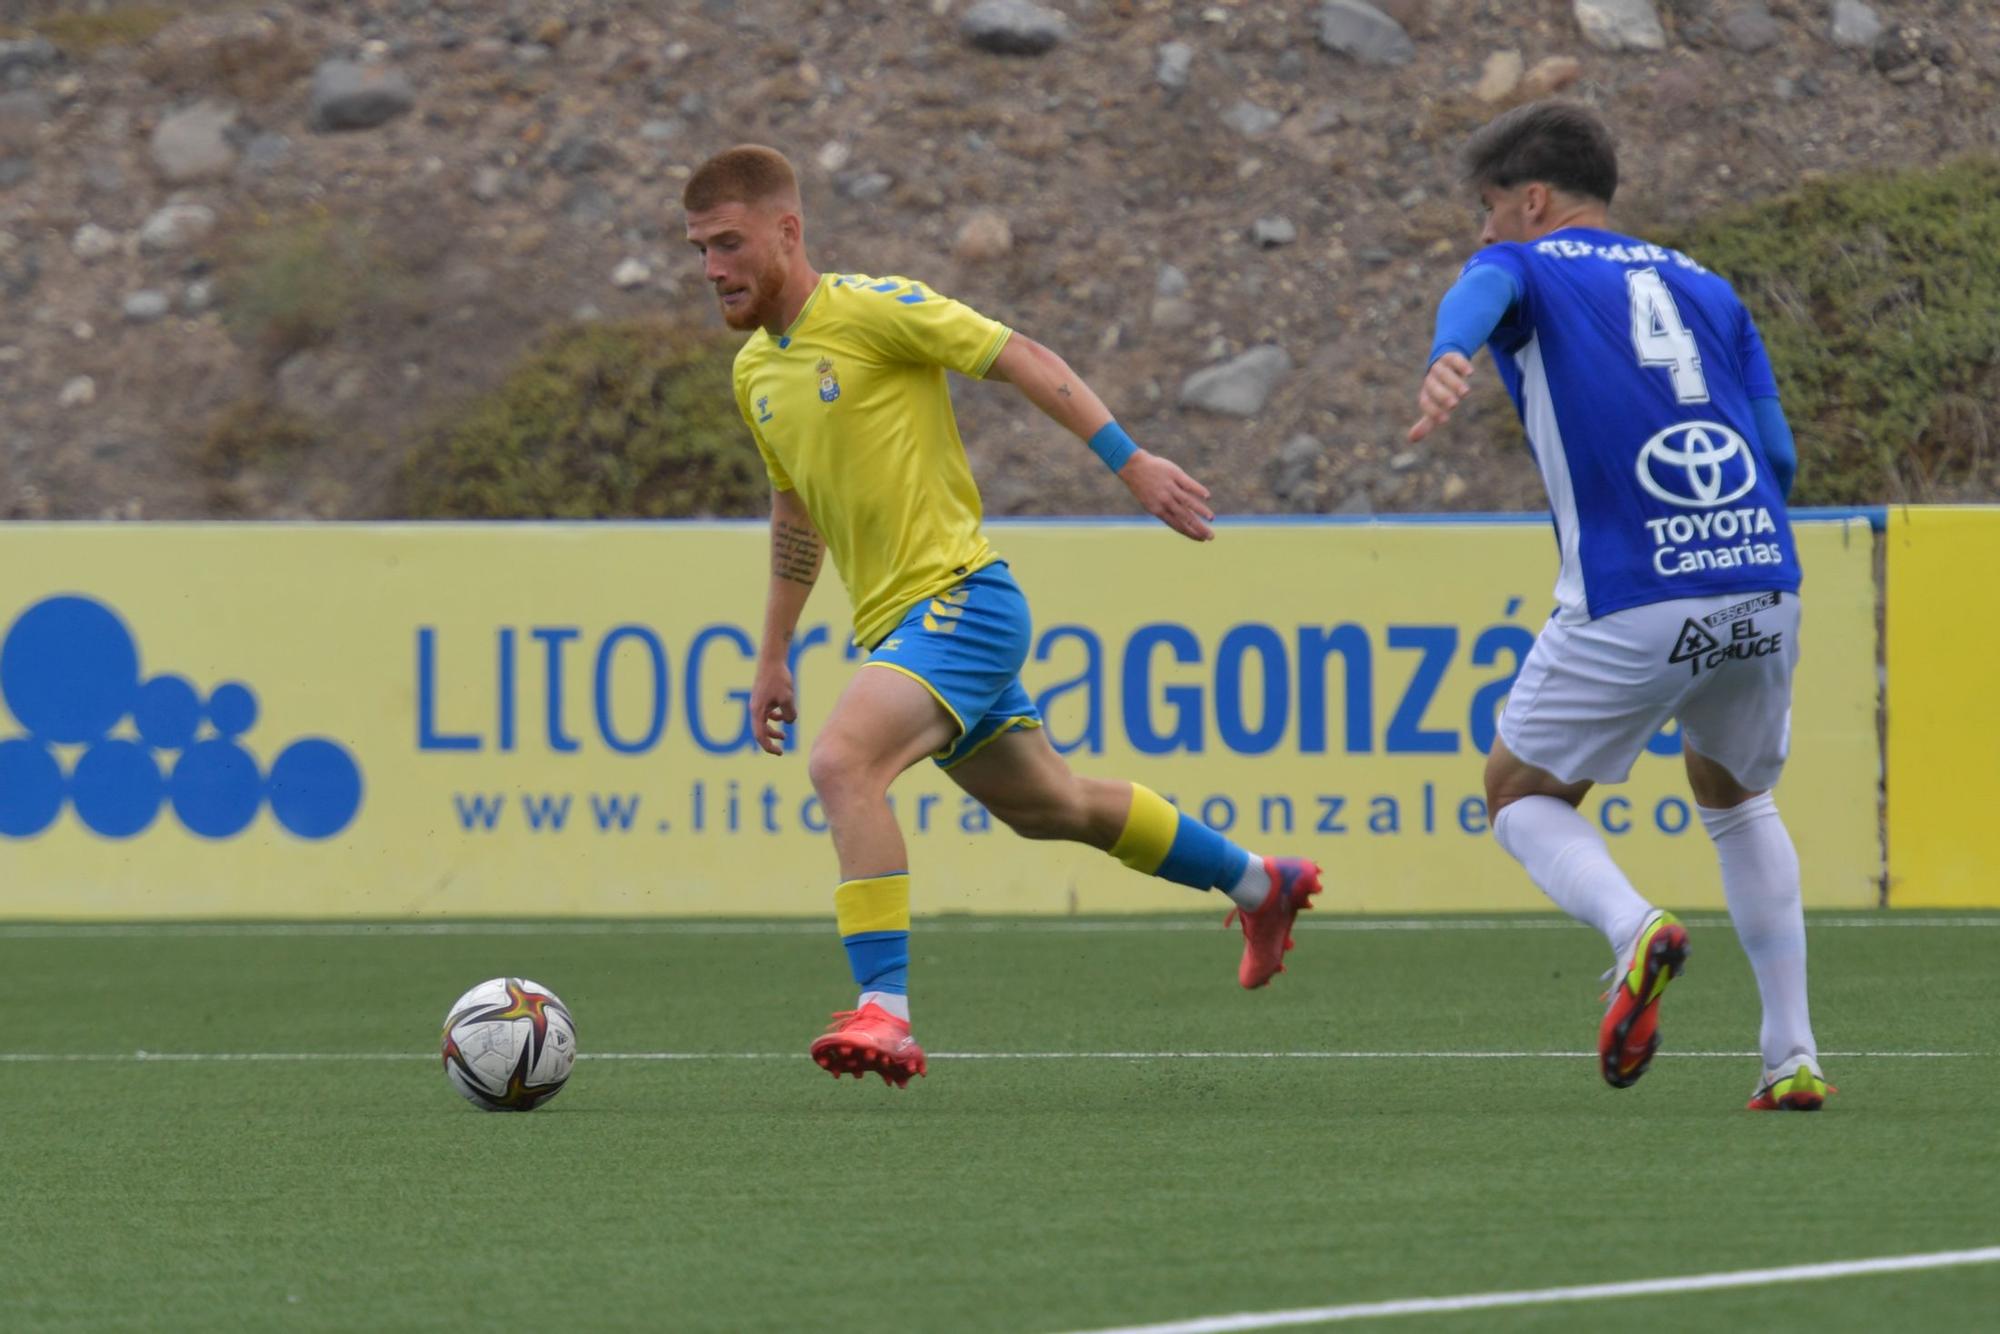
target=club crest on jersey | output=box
[816,357,841,403]
[755,395,773,423]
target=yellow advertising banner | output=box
[1886,506,2000,907]
[0,520,1878,918]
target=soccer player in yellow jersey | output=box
[683,145,1322,1088]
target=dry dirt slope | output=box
[0,0,1995,520]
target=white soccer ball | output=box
[440,977,577,1111]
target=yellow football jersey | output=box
[732,272,1014,647]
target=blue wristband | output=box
[1087,421,1139,473]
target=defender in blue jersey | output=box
[1409,104,1829,1111]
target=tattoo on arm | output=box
[1057,382,1073,399]
[773,521,822,586]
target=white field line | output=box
[1056,1246,2000,1334]
[0,915,1993,940]
[0,1049,1977,1064]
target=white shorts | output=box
[1498,590,1800,790]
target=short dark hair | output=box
[682,144,801,213]
[1460,102,1618,204]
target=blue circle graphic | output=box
[171,739,263,839]
[207,682,259,737]
[267,738,363,840]
[0,737,64,838]
[135,675,203,751]
[71,739,163,838]
[0,596,141,743]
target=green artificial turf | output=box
[2,915,1995,1332]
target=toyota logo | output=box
[1635,421,1757,508]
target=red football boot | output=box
[809,1002,927,1088]
[1225,857,1324,989]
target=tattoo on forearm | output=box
[1057,382,1073,398]
[773,521,822,586]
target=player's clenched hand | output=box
[748,661,797,756]
[1407,351,1475,443]
[1118,450,1215,542]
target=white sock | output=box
[1700,794,1816,1071]
[858,991,909,1021]
[1493,795,1656,958]
[1225,855,1272,911]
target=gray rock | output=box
[562,182,615,224]
[835,169,893,200]
[1719,2,1781,52]
[1251,216,1297,248]
[1269,434,1323,499]
[0,39,59,82]
[1221,99,1281,137]
[1829,0,1882,49]
[81,160,124,195]
[1871,26,1944,76]
[183,279,215,314]
[1474,49,1524,102]
[1179,345,1293,417]
[1389,448,1423,472]
[1522,54,1585,95]
[1574,0,1667,51]
[611,258,651,289]
[123,290,172,323]
[308,60,415,132]
[59,375,95,408]
[1315,1,1416,67]
[1333,489,1374,516]
[275,348,369,415]
[961,0,1070,56]
[138,203,217,253]
[1156,41,1194,92]
[238,132,293,173]
[1152,264,1194,329]
[71,222,119,262]
[150,102,239,184]
[0,90,49,142]
[952,210,1013,262]
[471,165,506,202]
[549,134,618,176]
[1152,296,1196,331]
[0,235,37,293]
[639,118,682,143]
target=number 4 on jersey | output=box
[1628,267,1709,404]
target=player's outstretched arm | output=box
[987,333,1214,542]
[1408,263,1520,443]
[751,488,823,756]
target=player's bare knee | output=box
[807,736,880,804]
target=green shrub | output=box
[32,5,178,55]
[196,395,319,479]
[139,22,313,104]
[1669,158,2000,504]
[400,321,764,519]
[222,212,402,362]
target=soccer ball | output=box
[439,977,577,1111]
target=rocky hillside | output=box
[1,0,1995,521]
